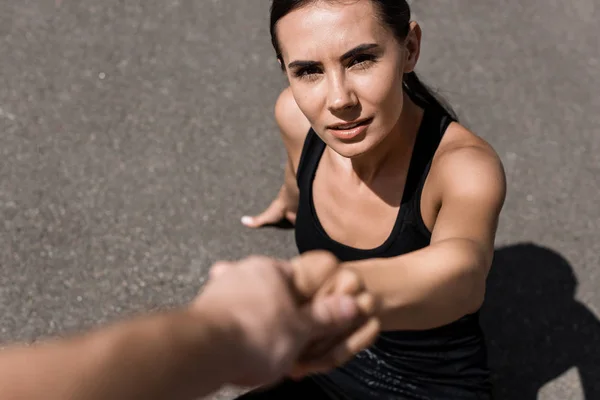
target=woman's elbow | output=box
[463,261,489,314]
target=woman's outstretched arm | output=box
[345,140,506,331]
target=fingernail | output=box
[338,296,357,319]
[241,216,253,225]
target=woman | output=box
[240,0,506,398]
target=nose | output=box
[326,74,357,113]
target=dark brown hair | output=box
[269,0,457,120]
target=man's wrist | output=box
[88,305,247,399]
[188,298,249,385]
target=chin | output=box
[328,139,378,159]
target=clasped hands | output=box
[196,250,381,387]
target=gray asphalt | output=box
[0,1,598,399]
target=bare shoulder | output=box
[274,87,311,171]
[432,122,506,206]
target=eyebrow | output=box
[340,43,380,61]
[287,43,380,70]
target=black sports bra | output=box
[293,107,491,399]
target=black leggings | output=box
[234,376,492,400]
[235,378,338,400]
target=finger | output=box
[290,251,340,302]
[209,261,235,280]
[330,317,381,366]
[295,295,359,349]
[294,294,364,362]
[297,334,345,365]
[329,269,364,296]
[241,202,285,228]
[293,317,381,378]
[295,292,375,360]
[289,295,360,378]
[275,260,294,280]
[354,292,377,317]
[308,295,359,328]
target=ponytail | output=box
[403,71,458,121]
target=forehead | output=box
[276,0,391,61]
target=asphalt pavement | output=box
[0,1,598,399]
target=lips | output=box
[328,118,373,130]
[326,117,373,141]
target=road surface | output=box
[0,1,598,398]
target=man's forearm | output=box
[344,238,488,331]
[0,307,239,400]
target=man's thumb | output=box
[304,295,358,335]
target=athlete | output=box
[240,0,506,398]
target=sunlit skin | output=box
[260,0,428,251]
[243,0,506,335]
[276,0,423,180]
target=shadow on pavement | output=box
[265,219,294,230]
[481,243,600,399]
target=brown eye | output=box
[349,54,377,68]
[295,66,321,78]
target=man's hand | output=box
[195,253,378,387]
[289,252,381,378]
[0,252,378,400]
[200,251,380,386]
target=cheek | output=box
[289,83,326,125]
[355,65,404,122]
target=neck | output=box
[347,94,423,183]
